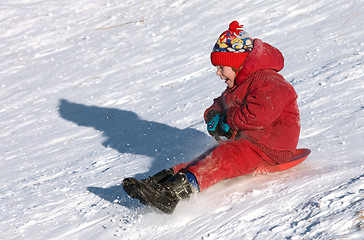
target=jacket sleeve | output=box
[204,96,224,123]
[227,79,293,131]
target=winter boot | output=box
[123,172,197,214]
[122,168,175,204]
[141,168,175,184]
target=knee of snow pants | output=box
[173,139,271,191]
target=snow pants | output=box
[172,139,274,191]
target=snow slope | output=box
[1,0,363,239]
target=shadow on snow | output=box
[58,99,213,209]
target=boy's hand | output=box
[205,109,220,124]
[220,114,233,138]
[205,110,222,140]
[205,110,234,140]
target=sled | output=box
[253,148,311,174]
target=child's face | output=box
[216,66,236,88]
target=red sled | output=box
[254,148,311,174]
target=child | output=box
[122,21,300,214]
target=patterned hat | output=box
[210,21,253,70]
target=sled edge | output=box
[254,148,311,174]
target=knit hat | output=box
[210,21,253,70]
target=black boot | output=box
[122,172,194,214]
[141,168,175,184]
[122,168,175,204]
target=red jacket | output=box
[205,39,300,163]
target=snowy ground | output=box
[1,0,363,239]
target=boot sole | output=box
[122,178,177,214]
[122,178,148,205]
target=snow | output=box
[0,0,363,239]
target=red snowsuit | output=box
[173,39,300,191]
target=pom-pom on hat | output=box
[211,21,253,70]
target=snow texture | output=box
[0,0,363,239]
